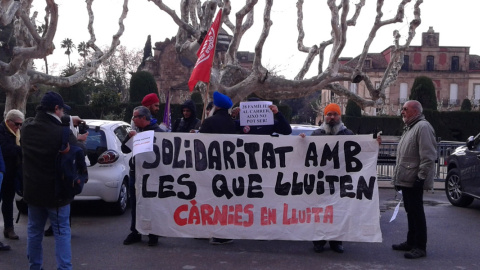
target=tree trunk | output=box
[4,82,30,116]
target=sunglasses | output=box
[9,120,22,127]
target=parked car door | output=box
[458,143,480,195]
[467,141,480,195]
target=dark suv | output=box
[445,133,480,207]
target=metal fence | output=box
[376,141,464,182]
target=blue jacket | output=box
[0,147,5,174]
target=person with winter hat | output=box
[171,100,201,133]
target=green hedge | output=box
[343,110,480,141]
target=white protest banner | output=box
[132,130,154,156]
[135,133,381,242]
[239,101,273,126]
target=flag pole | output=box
[201,83,210,123]
[200,8,223,123]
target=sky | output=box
[34,0,480,79]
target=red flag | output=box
[188,9,223,91]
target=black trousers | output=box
[313,240,342,247]
[1,176,15,229]
[401,185,427,251]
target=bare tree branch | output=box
[152,0,423,110]
[221,0,235,31]
[0,0,129,114]
[363,0,422,100]
[252,0,272,72]
[295,0,320,80]
[0,0,21,26]
[225,0,257,65]
[149,0,199,37]
[0,0,57,76]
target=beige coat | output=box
[392,116,437,190]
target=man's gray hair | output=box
[409,100,423,114]
[134,106,152,121]
[5,109,25,122]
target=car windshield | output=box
[85,128,107,166]
[290,129,316,136]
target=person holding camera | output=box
[44,114,89,237]
[22,91,74,270]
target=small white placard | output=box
[239,101,273,126]
[390,190,403,222]
[132,130,154,156]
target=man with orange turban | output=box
[312,103,353,253]
[314,103,350,136]
[301,103,381,253]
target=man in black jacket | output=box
[199,92,236,134]
[122,106,164,247]
[21,91,73,270]
[199,91,236,245]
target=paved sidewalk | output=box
[378,180,445,190]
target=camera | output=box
[78,121,88,134]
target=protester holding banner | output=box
[141,93,160,120]
[301,103,352,253]
[171,100,201,133]
[130,93,161,132]
[199,91,236,245]
[391,100,436,259]
[234,98,292,135]
[122,106,164,247]
[22,91,73,269]
[199,92,235,135]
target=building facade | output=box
[322,27,480,116]
[141,31,253,105]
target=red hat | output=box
[141,93,159,107]
[324,103,341,116]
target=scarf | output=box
[5,120,20,146]
[404,114,423,130]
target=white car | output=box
[76,119,132,214]
[289,124,321,136]
[16,119,132,215]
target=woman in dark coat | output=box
[0,109,24,240]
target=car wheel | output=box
[445,168,474,207]
[16,199,28,214]
[110,177,129,215]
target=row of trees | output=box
[1,0,424,117]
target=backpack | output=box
[54,127,88,202]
